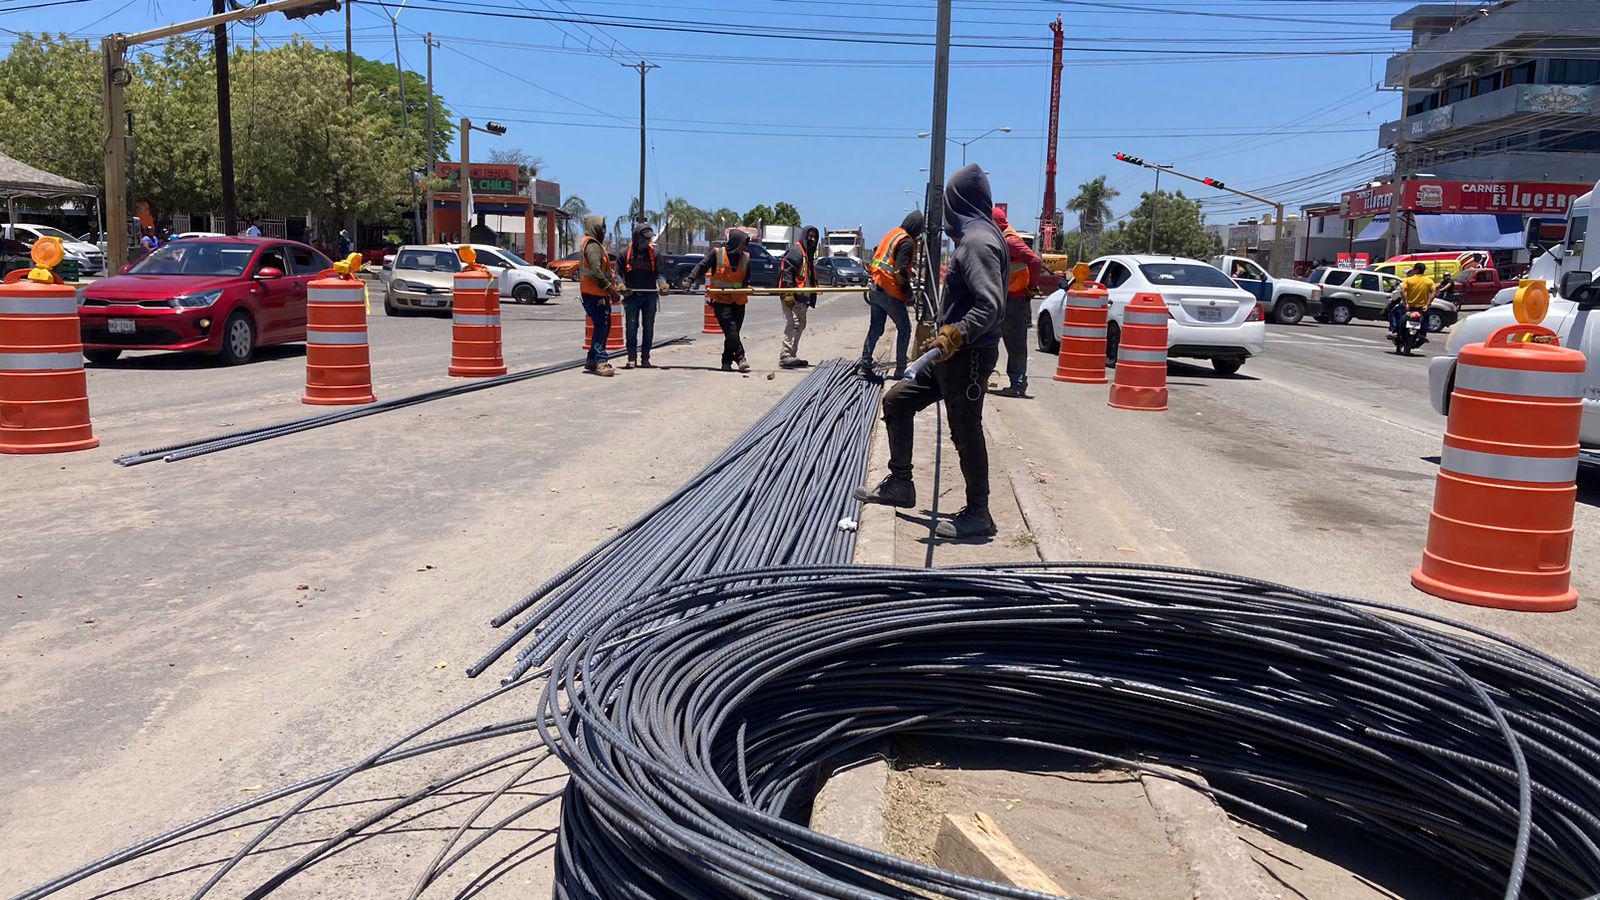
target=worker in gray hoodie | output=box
[854,164,1005,539]
[777,225,820,368]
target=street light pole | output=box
[920,126,1011,169]
[1147,166,1163,254]
[921,0,952,326]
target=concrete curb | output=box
[853,387,897,567]
[983,408,1074,562]
[808,743,891,853]
[1140,770,1279,900]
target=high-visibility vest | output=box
[708,247,749,305]
[623,243,657,278]
[578,235,615,297]
[1003,227,1031,297]
[783,242,812,289]
[868,227,911,301]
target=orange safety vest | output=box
[578,235,616,298]
[868,227,911,301]
[708,247,750,305]
[1002,227,1031,298]
[783,242,811,289]
[623,243,657,276]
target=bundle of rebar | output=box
[470,358,882,681]
[541,564,1600,900]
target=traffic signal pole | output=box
[1113,153,1291,277]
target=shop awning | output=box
[1354,216,1389,242]
[1413,213,1525,250]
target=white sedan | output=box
[1034,254,1267,375]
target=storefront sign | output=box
[1335,252,1370,268]
[436,162,521,196]
[533,179,561,209]
[1341,184,1394,218]
[1405,106,1453,139]
[1401,180,1589,215]
[1227,224,1259,249]
[1516,84,1597,116]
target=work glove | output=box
[922,324,964,362]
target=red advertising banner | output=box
[1343,180,1590,218]
[1341,184,1394,219]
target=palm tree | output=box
[560,195,589,254]
[1067,176,1119,257]
[661,197,709,252]
[709,207,740,237]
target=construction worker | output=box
[990,205,1042,398]
[854,163,1005,539]
[617,221,665,369]
[778,225,820,368]
[860,210,924,379]
[578,215,621,377]
[687,230,752,372]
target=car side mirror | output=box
[1524,217,1544,250]
[118,263,133,275]
[1561,270,1594,304]
[254,266,284,280]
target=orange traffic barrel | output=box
[1107,292,1168,412]
[1412,322,1584,612]
[703,301,722,335]
[448,269,507,377]
[582,304,627,352]
[1054,280,1109,384]
[0,267,98,454]
[302,271,375,405]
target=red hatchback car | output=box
[78,237,332,365]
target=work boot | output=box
[994,384,1027,399]
[640,357,654,368]
[592,362,616,378]
[722,361,733,372]
[935,506,997,539]
[780,358,804,369]
[853,475,916,508]
[622,358,636,370]
[792,358,811,368]
[737,359,751,373]
[891,365,906,381]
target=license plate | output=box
[108,318,136,334]
[1195,307,1225,322]
[419,298,444,308]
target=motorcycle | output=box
[1392,307,1427,356]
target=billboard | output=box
[1340,184,1395,219]
[435,162,521,196]
[533,179,561,209]
[1343,180,1590,217]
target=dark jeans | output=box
[624,291,658,362]
[881,342,999,509]
[712,302,746,365]
[861,287,912,371]
[1000,295,1030,391]
[582,295,611,366]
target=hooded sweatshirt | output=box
[579,215,615,296]
[991,205,1043,300]
[618,221,660,291]
[939,164,1006,346]
[780,225,821,305]
[892,209,924,286]
[687,229,751,288]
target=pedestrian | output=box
[777,225,820,368]
[244,217,262,238]
[861,210,924,379]
[854,163,1006,539]
[687,230,753,373]
[617,221,665,369]
[577,215,620,377]
[337,229,353,257]
[1390,262,1436,335]
[990,204,1042,398]
[139,228,158,253]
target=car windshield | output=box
[1138,262,1236,289]
[497,249,529,266]
[395,249,461,273]
[30,226,77,242]
[832,258,865,272]
[130,242,254,276]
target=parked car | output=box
[77,237,329,365]
[1370,250,1489,282]
[1307,266,1456,332]
[550,251,582,280]
[384,243,559,315]
[1034,254,1266,375]
[1445,266,1514,310]
[815,255,868,287]
[663,253,705,292]
[1213,254,1321,325]
[4,224,104,275]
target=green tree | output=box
[560,195,589,254]
[741,204,773,227]
[1066,175,1118,257]
[709,207,740,234]
[343,51,453,166]
[661,197,708,252]
[130,37,222,225]
[0,34,102,187]
[770,202,801,226]
[1098,190,1216,260]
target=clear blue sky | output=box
[3,0,1412,237]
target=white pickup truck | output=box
[1212,255,1321,325]
[1429,178,1600,454]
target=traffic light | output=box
[1204,177,1227,189]
[1113,152,1145,167]
[283,0,340,20]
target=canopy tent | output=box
[1353,213,1532,250]
[1355,216,1389,243]
[0,150,94,200]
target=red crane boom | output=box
[1038,16,1064,252]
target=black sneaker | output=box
[779,358,805,369]
[853,475,916,508]
[935,506,997,539]
[993,384,1028,399]
[722,361,733,372]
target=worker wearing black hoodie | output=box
[687,229,753,372]
[777,225,820,368]
[861,209,924,378]
[616,221,665,368]
[854,164,1005,539]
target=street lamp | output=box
[918,126,1011,166]
[904,188,920,211]
[458,117,507,243]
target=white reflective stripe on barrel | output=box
[307,288,366,304]
[1455,362,1583,399]
[307,330,368,345]
[1065,294,1108,309]
[1124,312,1168,326]
[1061,326,1107,339]
[0,351,82,371]
[453,313,501,326]
[0,295,78,315]
[454,275,491,286]
[1117,348,1167,364]
[1441,445,1578,484]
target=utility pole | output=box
[621,60,658,224]
[424,33,436,241]
[921,0,952,325]
[460,117,472,243]
[1039,16,1063,252]
[213,0,237,235]
[345,0,354,106]
[1384,52,1415,259]
[1145,165,1170,254]
[389,11,421,242]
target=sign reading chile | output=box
[1342,180,1590,218]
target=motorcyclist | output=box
[1389,263,1436,339]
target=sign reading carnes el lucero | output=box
[436,162,520,196]
[1342,180,1589,218]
